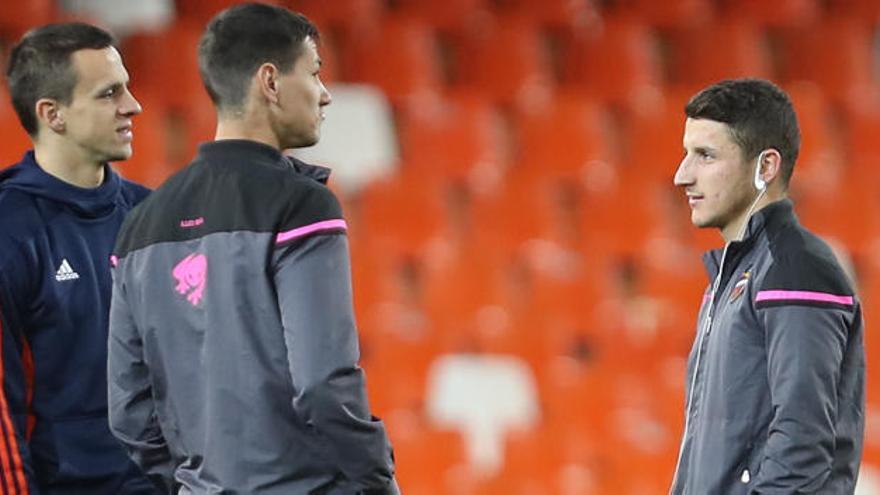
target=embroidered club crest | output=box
[729,271,750,302]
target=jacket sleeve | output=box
[107,263,175,492]
[0,241,41,494]
[750,256,858,493]
[271,190,398,494]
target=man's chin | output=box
[285,136,320,150]
[103,149,133,163]
[101,153,131,162]
[691,213,716,230]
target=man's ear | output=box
[757,148,783,188]
[256,63,280,104]
[35,98,65,133]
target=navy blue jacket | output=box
[109,140,398,494]
[671,200,865,494]
[0,152,157,494]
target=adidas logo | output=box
[55,258,80,282]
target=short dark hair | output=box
[198,3,319,113]
[685,78,801,187]
[6,23,116,136]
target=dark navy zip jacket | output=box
[0,151,157,494]
[108,140,398,494]
[671,199,865,494]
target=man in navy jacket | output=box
[670,79,864,494]
[0,23,157,493]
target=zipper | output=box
[669,183,766,494]
[669,243,730,493]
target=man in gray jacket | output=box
[670,78,865,494]
[107,3,399,494]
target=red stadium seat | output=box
[665,21,772,87]
[356,171,449,257]
[561,17,663,109]
[397,91,508,183]
[176,0,284,25]
[394,0,491,32]
[291,0,384,32]
[623,87,692,182]
[343,16,443,105]
[361,331,438,414]
[795,172,880,255]
[348,236,394,326]
[469,172,572,254]
[122,21,205,113]
[452,15,553,108]
[778,17,875,110]
[0,86,31,166]
[829,0,880,21]
[844,108,880,172]
[387,419,468,495]
[609,0,715,28]
[0,124,30,168]
[0,0,54,40]
[421,243,509,334]
[513,91,612,179]
[784,82,835,185]
[717,0,819,27]
[487,423,614,494]
[496,0,601,30]
[579,166,668,258]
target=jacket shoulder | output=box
[0,188,41,239]
[0,190,41,278]
[761,223,855,298]
[114,158,344,256]
[276,174,343,234]
[229,156,343,230]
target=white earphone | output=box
[754,150,767,191]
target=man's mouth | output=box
[116,123,133,141]
[686,193,703,207]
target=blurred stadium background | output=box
[0,0,878,493]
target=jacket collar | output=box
[196,140,332,185]
[285,155,331,184]
[702,198,796,279]
[0,150,122,218]
[740,198,796,241]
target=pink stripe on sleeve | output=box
[276,219,348,244]
[755,290,853,306]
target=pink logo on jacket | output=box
[173,253,207,306]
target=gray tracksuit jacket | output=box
[670,199,865,494]
[107,140,398,495]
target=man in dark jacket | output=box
[669,78,865,494]
[0,23,157,494]
[108,4,399,494]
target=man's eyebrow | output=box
[96,81,124,95]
